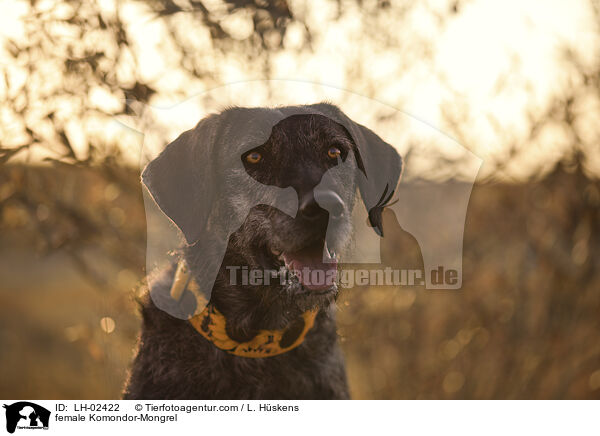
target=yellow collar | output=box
[169,261,318,358]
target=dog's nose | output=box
[299,191,345,221]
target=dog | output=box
[123,103,402,399]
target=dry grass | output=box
[1,164,598,399]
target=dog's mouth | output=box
[269,239,338,293]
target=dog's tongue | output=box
[283,242,338,291]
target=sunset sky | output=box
[1,0,598,179]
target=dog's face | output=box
[224,114,359,300]
[142,104,402,316]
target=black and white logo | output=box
[3,402,50,434]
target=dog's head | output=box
[142,103,402,312]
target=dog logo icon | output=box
[3,402,50,434]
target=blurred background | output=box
[1,0,599,399]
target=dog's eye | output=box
[327,147,341,159]
[246,151,262,164]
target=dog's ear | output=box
[351,123,402,237]
[141,117,218,245]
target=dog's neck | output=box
[172,257,328,358]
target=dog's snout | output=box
[299,191,345,221]
[298,195,325,221]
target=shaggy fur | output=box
[123,104,401,400]
[124,270,348,399]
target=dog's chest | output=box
[192,344,349,400]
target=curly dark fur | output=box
[123,105,401,400]
[123,286,348,399]
[124,113,355,399]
